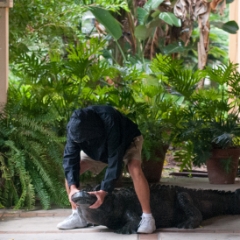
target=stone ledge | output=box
[0,209,71,218]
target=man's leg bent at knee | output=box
[127,159,156,233]
[127,159,151,213]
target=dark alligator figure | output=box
[72,184,240,234]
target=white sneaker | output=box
[137,216,156,234]
[57,209,88,230]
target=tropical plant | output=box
[84,0,181,64]
[129,73,183,162]
[173,0,238,72]
[6,0,239,205]
[0,86,68,209]
[78,0,238,70]
[151,54,240,169]
[10,37,121,134]
[9,0,128,63]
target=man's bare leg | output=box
[127,159,151,213]
[127,159,156,233]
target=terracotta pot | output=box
[206,148,240,184]
[141,145,168,183]
[142,160,164,183]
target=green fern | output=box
[0,104,68,209]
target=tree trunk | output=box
[174,0,226,88]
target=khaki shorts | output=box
[80,135,143,175]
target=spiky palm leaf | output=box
[151,54,204,98]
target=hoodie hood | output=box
[68,108,104,143]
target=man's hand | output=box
[88,190,108,209]
[69,185,80,208]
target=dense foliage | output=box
[151,54,240,169]
[0,0,238,209]
[0,88,67,209]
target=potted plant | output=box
[175,107,240,184]
[132,76,181,183]
[151,54,240,184]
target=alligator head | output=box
[71,190,122,228]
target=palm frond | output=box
[204,61,238,85]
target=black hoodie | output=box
[63,105,141,193]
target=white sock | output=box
[72,209,78,214]
[142,213,153,218]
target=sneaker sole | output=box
[57,225,89,230]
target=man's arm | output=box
[63,137,81,206]
[63,137,81,188]
[100,148,124,192]
[89,145,124,209]
[100,113,125,193]
[88,111,125,208]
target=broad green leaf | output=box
[90,7,122,40]
[151,9,161,18]
[148,18,162,29]
[159,12,181,27]
[162,42,186,54]
[135,25,151,40]
[222,21,239,34]
[141,76,162,97]
[208,46,228,58]
[142,77,160,87]
[144,0,165,11]
[226,0,234,3]
[142,85,159,97]
[137,7,149,25]
[212,20,239,34]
